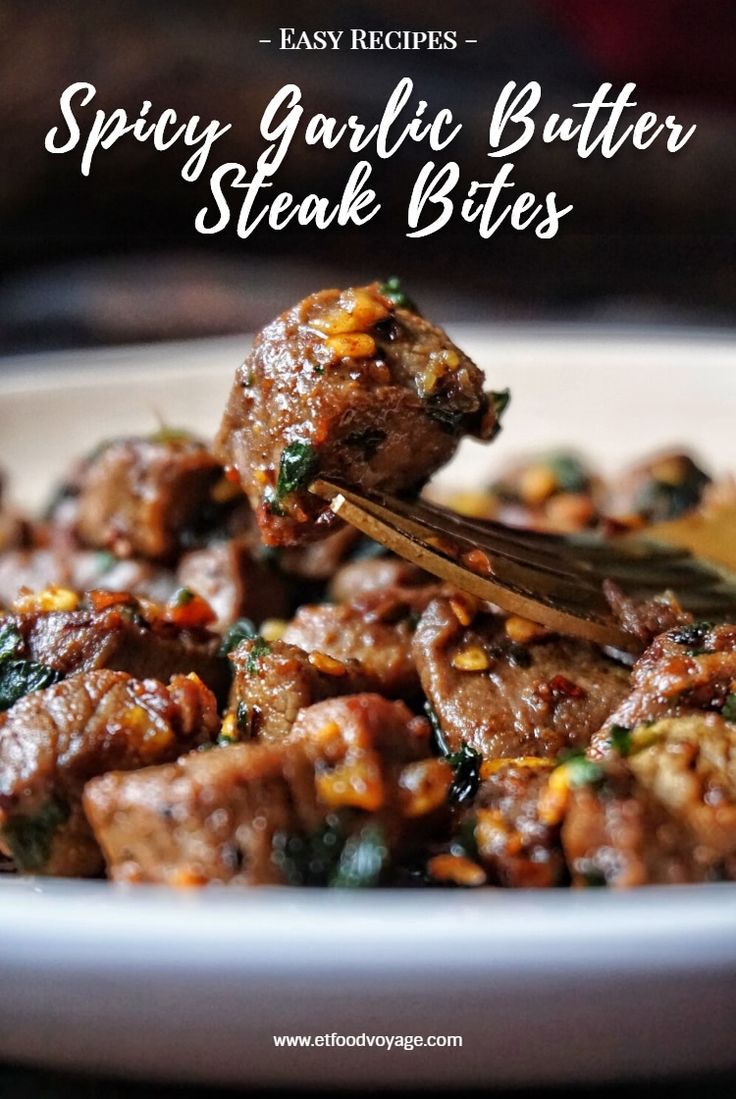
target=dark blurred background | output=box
[0,0,734,353]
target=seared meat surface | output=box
[282,584,439,701]
[0,547,177,607]
[5,590,229,703]
[414,597,630,760]
[228,638,371,742]
[0,669,218,876]
[177,537,288,631]
[592,622,736,753]
[70,434,224,561]
[215,283,496,546]
[85,694,442,886]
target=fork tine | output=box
[310,478,736,653]
[312,478,638,651]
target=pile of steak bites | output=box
[0,282,734,890]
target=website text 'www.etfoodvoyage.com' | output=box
[273,1033,463,1052]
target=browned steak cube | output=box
[84,694,442,887]
[0,669,218,876]
[461,759,565,888]
[0,547,177,607]
[214,283,497,546]
[282,584,441,701]
[558,757,709,887]
[586,713,736,882]
[73,435,224,561]
[84,742,313,887]
[328,556,431,604]
[591,622,736,755]
[6,590,229,703]
[228,638,371,742]
[177,537,288,631]
[413,598,630,760]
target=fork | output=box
[310,478,736,653]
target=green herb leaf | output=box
[722,695,736,722]
[173,586,195,607]
[424,399,465,435]
[563,754,604,788]
[271,813,348,886]
[670,621,715,651]
[424,700,449,756]
[276,441,319,499]
[547,452,588,493]
[446,743,482,805]
[219,618,256,658]
[245,635,271,675]
[1,798,70,871]
[0,660,62,712]
[0,621,23,661]
[378,277,418,312]
[609,724,632,756]
[148,426,193,445]
[331,821,388,888]
[490,388,511,420]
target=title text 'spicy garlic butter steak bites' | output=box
[413,597,631,761]
[0,669,218,876]
[3,588,230,704]
[67,433,229,562]
[214,283,500,547]
[227,638,372,743]
[84,695,446,887]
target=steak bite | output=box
[177,537,288,631]
[5,588,229,703]
[413,597,630,761]
[0,547,177,607]
[214,282,498,546]
[282,583,441,700]
[0,669,218,876]
[591,621,736,755]
[557,756,710,887]
[70,433,226,561]
[227,638,371,743]
[84,694,443,887]
[460,759,565,888]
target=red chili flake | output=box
[88,590,136,613]
[539,675,587,702]
[224,467,241,484]
[165,593,216,629]
[462,548,493,576]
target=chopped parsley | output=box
[378,276,417,312]
[547,452,588,493]
[490,388,511,420]
[561,751,604,789]
[276,441,319,499]
[0,660,63,711]
[0,623,62,711]
[424,700,449,756]
[172,586,195,607]
[271,813,348,886]
[722,695,736,722]
[1,799,69,871]
[608,724,633,757]
[446,743,482,805]
[219,618,256,658]
[0,622,22,661]
[245,636,271,675]
[670,621,715,653]
[331,821,388,888]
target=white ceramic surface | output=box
[0,326,735,1088]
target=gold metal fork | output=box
[311,478,736,654]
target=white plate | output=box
[0,325,735,1088]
